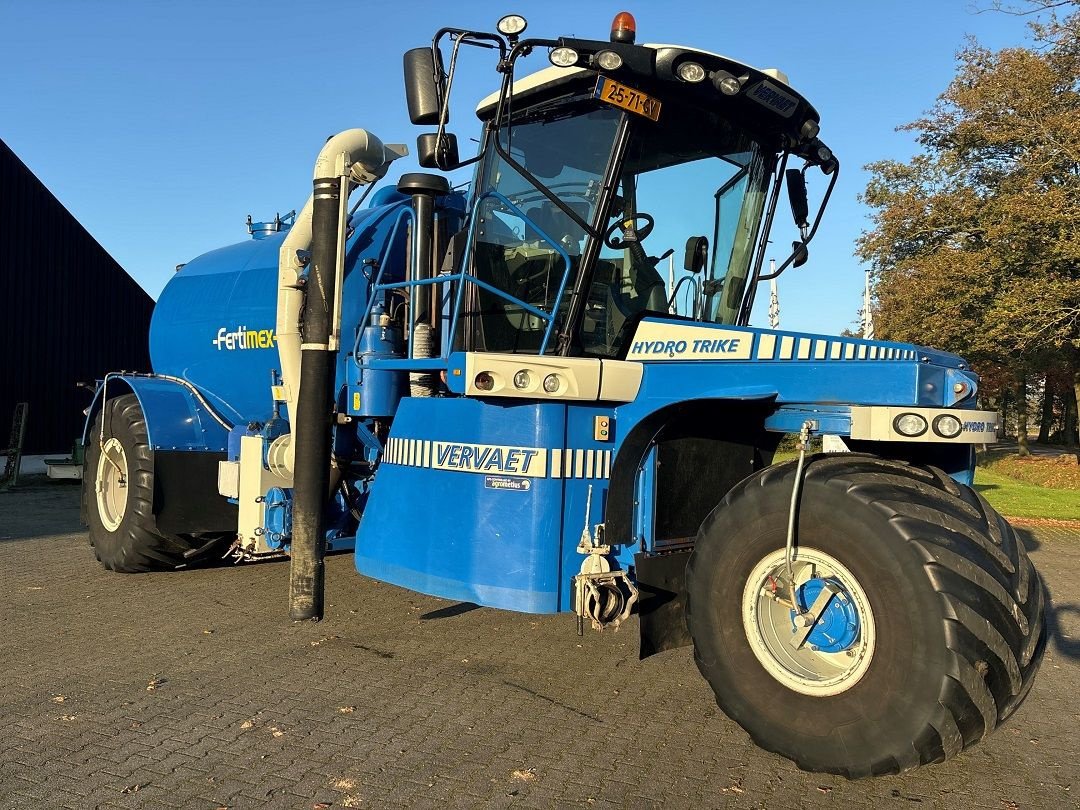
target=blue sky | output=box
[1,1,1044,335]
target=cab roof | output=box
[476,43,796,119]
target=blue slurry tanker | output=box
[83,12,1044,778]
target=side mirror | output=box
[417,132,460,170]
[791,240,809,268]
[684,235,708,273]
[404,47,447,125]
[785,169,809,231]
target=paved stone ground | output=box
[1,478,1077,810]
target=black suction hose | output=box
[289,175,340,621]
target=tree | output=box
[858,8,1080,449]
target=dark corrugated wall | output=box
[0,138,154,454]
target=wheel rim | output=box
[742,547,876,696]
[95,437,129,532]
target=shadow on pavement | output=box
[1045,592,1080,661]
[420,602,480,621]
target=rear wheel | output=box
[685,453,1045,778]
[85,394,226,571]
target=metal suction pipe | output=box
[276,130,407,469]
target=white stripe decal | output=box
[585,449,595,479]
[858,345,867,360]
[797,338,811,360]
[575,450,584,479]
[564,451,573,478]
[813,340,826,360]
[779,336,794,359]
[830,342,841,360]
[757,333,777,360]
[604,450,611,479]
[551,449,562,478]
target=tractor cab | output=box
[406,12,838,359]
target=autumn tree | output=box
[858,7,1080,449]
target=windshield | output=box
[584,105,770,356]
[462,104,621,354]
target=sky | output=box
[0,0,1047,336]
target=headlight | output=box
[549,47,579,67]
[677,62,706,83]
[543,374,561,394]
[893,413,928,438]
[933,414,963,439]
[595,50,623,70]
[712,70,741,95]
[474,372,494,392]
[513,370,531,390]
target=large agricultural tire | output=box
[84,394,223,572]
[685,453,1045,779]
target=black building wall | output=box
[0,138,154,454]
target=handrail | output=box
[353,189,576,370]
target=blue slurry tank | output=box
[148,190,420,425]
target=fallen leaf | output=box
[511,769,537,782]
[240,720,255,729]
[333,778,357,791]
[270,726,285,738]
[313,803,332,810]
[818,786,833,794]
[146,676,166,691]
[27,587,43,591]
[342,797,361,808]
[203,629,214,635]
[59,714,77,722]
[51,695,66,703]
[338,706,356,714]
[120,784,142,794]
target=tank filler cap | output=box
[246,210,297,240]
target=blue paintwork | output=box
[348,304,406,418]
[264,487,293,549]
[792,578,861,653]
[356,397,567,613]
[82,374,230,452]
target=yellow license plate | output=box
[594,77,661,122]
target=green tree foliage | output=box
[858,7,1080,445]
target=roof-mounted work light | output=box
[610,11,636,44]
[497,14,527,37]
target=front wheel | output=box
[685,453,1045,778]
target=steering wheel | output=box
[603,213,655,249]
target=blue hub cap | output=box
[790,577,860,653]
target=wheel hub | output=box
[95,437,129,532]
[792,577,860,653]
[742,547,876,696]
